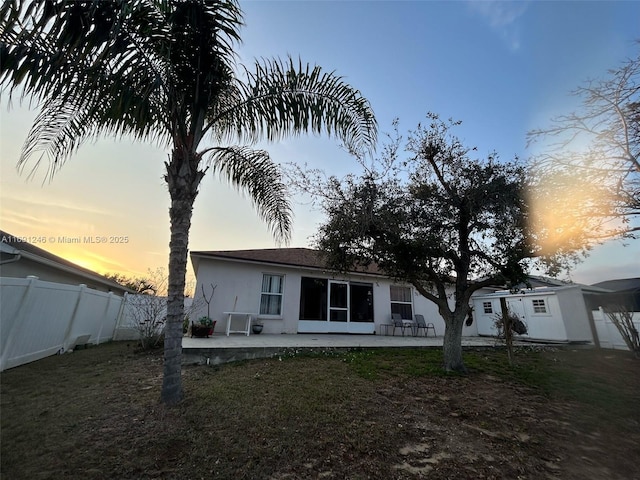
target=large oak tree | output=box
[313,115,531,372]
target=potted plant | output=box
[192,283,217,338]
[192,316,216,337]
[251,318,264,334]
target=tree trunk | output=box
[499,297,513,365]
[442,312,466,372]
[161,148,203,405]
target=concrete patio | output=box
[181,333,512,366]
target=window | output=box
[299,277,374,323]
[260,274,284,315]
[350,283,374,323]
[329,281,348,322]
[532,299,547,314]
[483,302,493,314]
[299,277,328,320]
[390,285,413,319]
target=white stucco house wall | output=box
[190,248,480,337]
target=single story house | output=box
[0,230,130,295]
[190,248,482,336]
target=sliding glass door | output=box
[328,281,349,322]
[298,277,374,333]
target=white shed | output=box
[472,285,595,344]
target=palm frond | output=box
[206,146,293,243]
[1,1,245,146]
[208,57,377,154]
[18,97,94,180]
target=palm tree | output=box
[0,0,377,404]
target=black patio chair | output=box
[392,313,414,336]
[414,314,436,337]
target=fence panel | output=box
[69,288,122,346]
[113,295,193,341]
[0,277,124,371]
[592,308,640,351]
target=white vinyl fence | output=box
[113,295,192,341]
[592,307,640,351]
[0,276,125,371]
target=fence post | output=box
[62,284,87,352]
[585,306,601,349]
[0,276,39,371]
[112,292,129,341]
[95,292,114,345]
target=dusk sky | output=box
[1,1,638,285]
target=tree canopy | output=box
[310,114,531,371]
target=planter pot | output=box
[191,321,216,338]
[251,324,264,334]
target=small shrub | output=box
[494,308,528,365]
[605,305,640,357]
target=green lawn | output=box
[1,342,638,479]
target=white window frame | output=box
[259,274,284,316]
[328,280,350,322]
[390,285,413,319]
[483,301,493,314]
[531,298,548,314]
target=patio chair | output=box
[414,314,436,337]
[391,313,413,336]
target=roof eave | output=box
[17,250,132,293]
[189,251,385,279]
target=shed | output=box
[472,284,604,344]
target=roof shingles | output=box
[190,248,382,275]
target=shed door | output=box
[506,298,527,334]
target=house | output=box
[0,230,130,295]
[190,248,480,336]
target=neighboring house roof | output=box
[586,277,640,311]
[0,229,133,294]
[524,275,573,288]
[591,278,640,293]
[190,248,383,276]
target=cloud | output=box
[570,263,640,285]
[468,0,530,52]
[2,195,114,218]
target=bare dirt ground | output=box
[1,343,638,479]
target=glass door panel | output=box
[350,283,374,322]
[328,281,349,322]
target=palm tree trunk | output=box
[442,312,467,373]
[161,148,203,405]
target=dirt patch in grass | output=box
[1,343,638,479]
